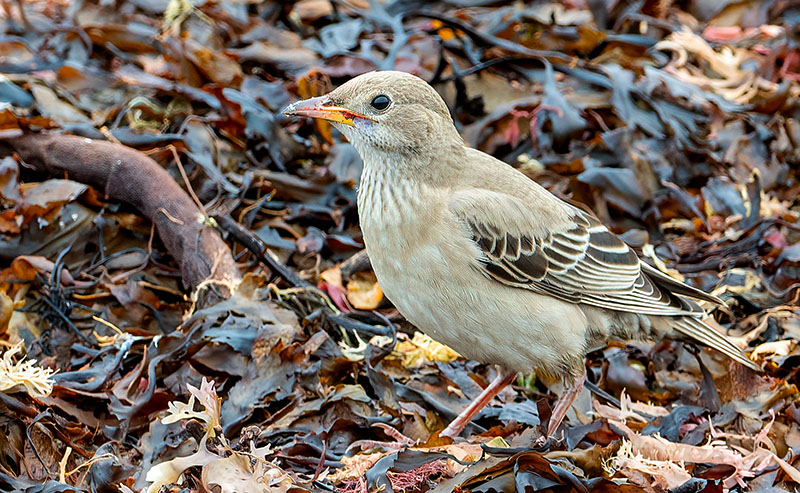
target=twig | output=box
[584,380,655,421]
[169,144,207,216]
[326,311,394,338]
[211,212,312,289]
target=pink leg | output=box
[441,370,518,438]
[546,371,586,437]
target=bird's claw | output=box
[532,434,552,451]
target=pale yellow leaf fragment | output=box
[642,244,684,282]
[393,332,460,367]
[0,341,55,397]
[346,271,384,310]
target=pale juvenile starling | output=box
[283,71,760,438]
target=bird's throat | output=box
[356,157,436,238]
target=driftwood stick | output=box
[0,133,240,291]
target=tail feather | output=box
[641,262,725,306]
[673,317,761,372]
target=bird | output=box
[282,70,760,439]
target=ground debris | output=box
[0,0,798,491]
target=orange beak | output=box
[282,96,373,126]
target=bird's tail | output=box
[673,316,761,372]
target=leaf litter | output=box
[0,0,799,491]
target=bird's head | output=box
[282,71,460,160]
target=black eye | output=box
[370,95,391,111]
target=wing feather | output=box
[451,191,702,317]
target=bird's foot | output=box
[440,421,465,439]
[546,371,586,437]
[440,370,518,439]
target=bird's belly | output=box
[363,222,590,376]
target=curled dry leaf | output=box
[346,271,384,310]
[145,378,222,493]
[655,29,777,104]
[201,454,294,493]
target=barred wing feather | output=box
[448,188,759,371]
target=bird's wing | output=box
[448,187,759,371]
[448,188,710,317]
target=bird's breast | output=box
[357,166,459,272]
[357,167,481,337]
[357,164,470,289]
[354,164,591,375]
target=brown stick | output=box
[0,133,239,291]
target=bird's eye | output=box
[370,95,391,111]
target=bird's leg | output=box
[546,370,587,437]
[441,369,518,438]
